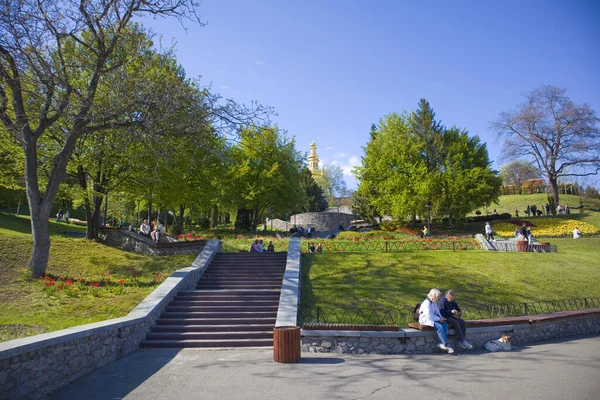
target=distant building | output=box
[308,142,323,179]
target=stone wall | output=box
[290,212,355,232]
[0,240,221,400]
[301,313,600,354]
[101,229,206,256]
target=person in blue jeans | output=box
[418,288,454,354]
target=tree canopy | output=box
[228,125,305,232]
[492,85,600,206]
[499,160,540,187]
[355,100,501,223]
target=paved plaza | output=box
[52,335,600,400]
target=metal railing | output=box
[305,239,482,253]
[298,297,600,327]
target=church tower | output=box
[308,142,323,178]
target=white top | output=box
[140,222,150,234]
[418,298,443,327]
[485,223,493,234]
[573,229,581,239]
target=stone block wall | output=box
[301,314,600,355]
[0,240,221,400]
[290,212,355,232]
[101,229,206,256]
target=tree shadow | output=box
[49,349,181,400]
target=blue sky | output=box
[141,0,600,189]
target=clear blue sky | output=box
[141,0,600,189]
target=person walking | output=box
[485,222,494,241]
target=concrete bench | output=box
[408,308,600,331]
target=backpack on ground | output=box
[412,302,422,322]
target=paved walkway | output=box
[51,335,600,400]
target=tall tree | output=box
[499,160,540,187]
[0,0,202,276]
[229,126,304,233]
[355,101,501,223]
[298,167,328,212]
[492,85,600,206]
[317,164,347,206]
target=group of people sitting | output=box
[250,239,275,252]
[418,289,473,354]
[139,219,163,243]
[307,242,322,253]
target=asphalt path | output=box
[51,335,600,400]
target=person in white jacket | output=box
[485,222,494,241]
[418,288,454,354]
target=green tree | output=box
[316,164,347,206]
[229,126,304,233]
[0,0,202,276]
[492,85,600,207]
[355,100,501,223]
[499,160,540,187]
[298,167,328,212]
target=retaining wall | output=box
[290,212,355,232]
[301,312,600,354]
[0,240,221,400]
[101,229,206,256]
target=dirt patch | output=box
[0,324,46,342]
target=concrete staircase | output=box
[140,252,287,348]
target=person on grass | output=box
[439,289,473,350]
[418,288,454,354]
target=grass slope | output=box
[301,237,600,325]
[0,213,195,342]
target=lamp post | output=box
[426,201,431,238]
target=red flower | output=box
[118,279,125,284]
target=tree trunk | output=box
[147,200,153,224]
[549,176,560,208]
[211,204,218,228]
[28,206,51,277]
[179,205,185,233]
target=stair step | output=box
[178,289,281,295]
[162,311,277,318]
[169,300,279,307]
[166,305,279,312]
[152,324,275,332]
[156,317,276,325]
[146,331,272,340]
[195,286,282,290]
[140,338,273,348]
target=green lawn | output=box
[300,237,600,325]
[0,213,195,342]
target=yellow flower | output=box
[492,218,598,237]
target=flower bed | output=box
[492,218,599,237]
[39,271,167,298]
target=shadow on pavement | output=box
[49,349,181,400]
[299,357,345,364]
